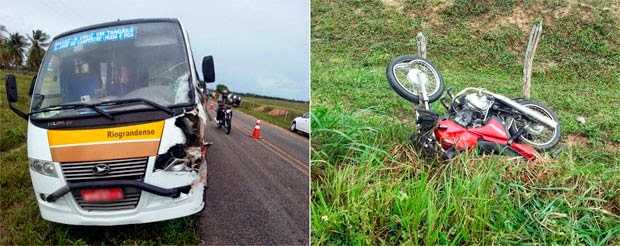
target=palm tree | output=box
[0,24,7,36]
[5,32,29,70]
[0,24,8,68]
[26,30,50,71]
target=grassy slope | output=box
[0,70,201,244]
[311,1,619,245]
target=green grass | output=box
[235,96,309,129]
[0,70,201,244]
[311,0,620,244]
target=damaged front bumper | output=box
[42,180,191,202]
[32,165,206,226]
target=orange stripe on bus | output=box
[51,141,160,162]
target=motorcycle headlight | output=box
[29,158,58,178]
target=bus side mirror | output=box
[5,74,28,120]
[202,55,215,83]
[6,75,18,103]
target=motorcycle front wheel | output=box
[386,55,444,103]
[510,100,562,152]
[225,119,231,135]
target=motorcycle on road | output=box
[216,105,233,135]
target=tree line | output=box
[233,91,308,103]
[212,84,308,103]
[0,24,50,72]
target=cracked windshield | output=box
[31,21,190,118]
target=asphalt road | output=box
[199,106,309,245]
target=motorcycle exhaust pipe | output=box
[486,92,558,130]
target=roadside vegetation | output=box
[208,84,309,130]
[235,95,309,130]
[1,25,49,72]
[311,0,619,244]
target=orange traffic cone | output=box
[250,120,263,139]
[209,101,214,110]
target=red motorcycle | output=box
[387,55,562,161]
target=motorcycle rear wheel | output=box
[386,55,444,103]
[510,100,562,152]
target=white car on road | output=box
[291,112,310,134]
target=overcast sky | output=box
[0,0,310,101]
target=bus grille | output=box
[61,157,148,211]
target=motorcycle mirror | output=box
[446,87,455,99]
[440,97,450,111]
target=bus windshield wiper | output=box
[32,99,173,119]
[89,98,174,115]
[33,103,115,120]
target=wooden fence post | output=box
[523,21,543,100]
[416,32,427,59]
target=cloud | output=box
[227,73,308,100]
[257,73,302,89]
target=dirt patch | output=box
[381,0,403,9]
[382,1,620,34]
[504,157,560,185]
[562,134,620,153]
[254,106,267,112]
[426,0,455,27]
[602,141,620,153]
[267,108,290,117]
[606,4,620,19]
[564,134,589,147]
[495,4,539,33]
[7,143,26,154]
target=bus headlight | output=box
[29,159,58,178]
[32,160,44,172]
